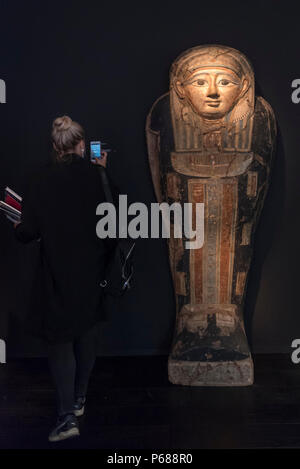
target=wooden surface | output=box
[0,354,299,449]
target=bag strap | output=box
[97,166,134,246]
[97,166,121,238]
[97,166,114,204]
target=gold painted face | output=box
[176,67,248,119]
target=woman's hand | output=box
[13,221,21,228]
[92,151,108,168]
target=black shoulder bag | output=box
[97,166,135,297]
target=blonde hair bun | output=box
[51,115,85,160]
[53,115,73,132]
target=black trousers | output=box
[47,322,99,416]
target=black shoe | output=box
[74,396,86,417]
[48,413,80,442]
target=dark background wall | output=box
[0,0,299,356]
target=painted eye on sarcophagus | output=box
[195,79,206,86]
[218,79,230,86]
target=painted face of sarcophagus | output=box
[146,45,276,386]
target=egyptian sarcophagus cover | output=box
[146,45,276,386]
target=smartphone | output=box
[90,141,102,160]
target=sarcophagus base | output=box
[168,357,253,386]
[168,304,253,386]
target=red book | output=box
[5,194,22,211]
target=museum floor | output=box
[0,354,299,449]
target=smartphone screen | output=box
[90,141,102,159]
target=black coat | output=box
[15,154,116,344]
